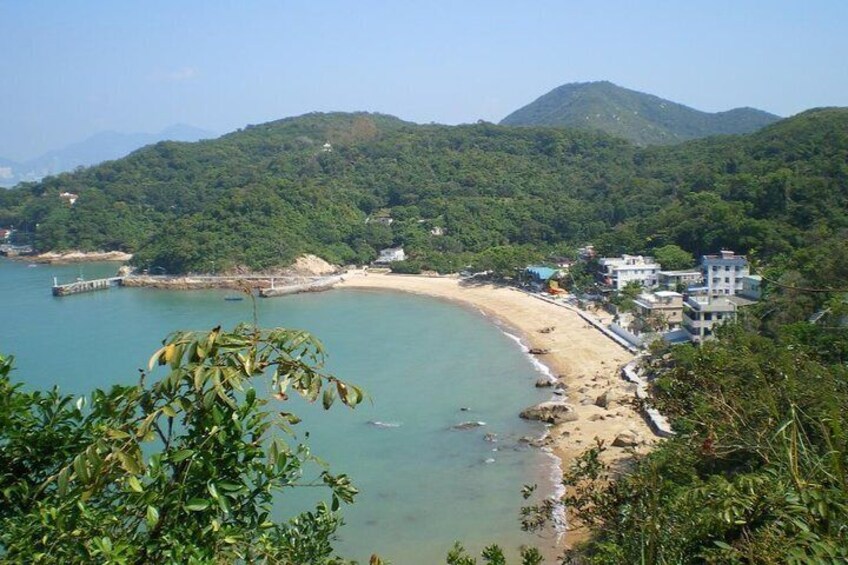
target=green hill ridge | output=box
[0,108,845,283]
[500,80,781,145]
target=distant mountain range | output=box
[500,81,781,145]
[0,124,215,187]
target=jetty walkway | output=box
[51,274,343,297]
[52,276,123,296]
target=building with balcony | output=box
[657,270,703,291]
[682,295,738,343]
[632,291,684,331]
[598,255,660,290]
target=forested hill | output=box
[1,109,846,283]
[500,81,780,145]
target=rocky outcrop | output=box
[595,388,622,409]
[519,401,578,424]
[612,430,642,447]
[28,250,133,264]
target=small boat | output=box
[224,296,244,301]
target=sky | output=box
[1,0,847,162]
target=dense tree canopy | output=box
[1,109,845,280]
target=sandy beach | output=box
[337,270,657,545]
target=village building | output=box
[701,250,749,297]
[739,274,762,300]
[0,228,10,241]
[599,254,660,290]
[682,295,738,343]
[322,142,333,152]
[578,245,596,260]
[59,192,79,206]
[632,291,684,331]
[657,270,703,291]
[374,247,406,264]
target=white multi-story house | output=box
[657,270,703,291]
[701,250,749,297]
[682,295,738,343]
[599,255,660,290]
[374,247,406,264]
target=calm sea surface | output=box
[0,259,556,562]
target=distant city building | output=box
[658,270,703,291]
[682,295,738,343]
[599,255,660,290]
[59,192,79,205]
[374,247,406,264]
[701,250,749,297]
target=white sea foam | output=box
[499,325,567,540]
[367,420,402,428]
[500,329,556,383]
[541,448,568,542]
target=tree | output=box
[0,324,372,564]
[652,244,695,271]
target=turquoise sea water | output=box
[0,259,557,562]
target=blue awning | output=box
[525,266,557,281]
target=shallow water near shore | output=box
[1,260,556,562]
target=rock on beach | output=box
[519,401,579,424]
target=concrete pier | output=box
[52,277,123,296]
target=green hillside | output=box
[500,81,781,145]
[0,108,846,286]
[2,107,848,562]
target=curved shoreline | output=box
[337,271,657,548]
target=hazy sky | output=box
[2,1,847,161]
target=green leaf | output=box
[73,456,89,483]
[57,468,69,496]
[128,475,144,493]
[117,451,143,475]
[185,498,211,511]
[146,505,160,527]
[170,449,194,463]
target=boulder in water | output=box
[451,421,486,431]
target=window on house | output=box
[725,277,730,283]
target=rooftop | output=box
[685,296,738,312]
